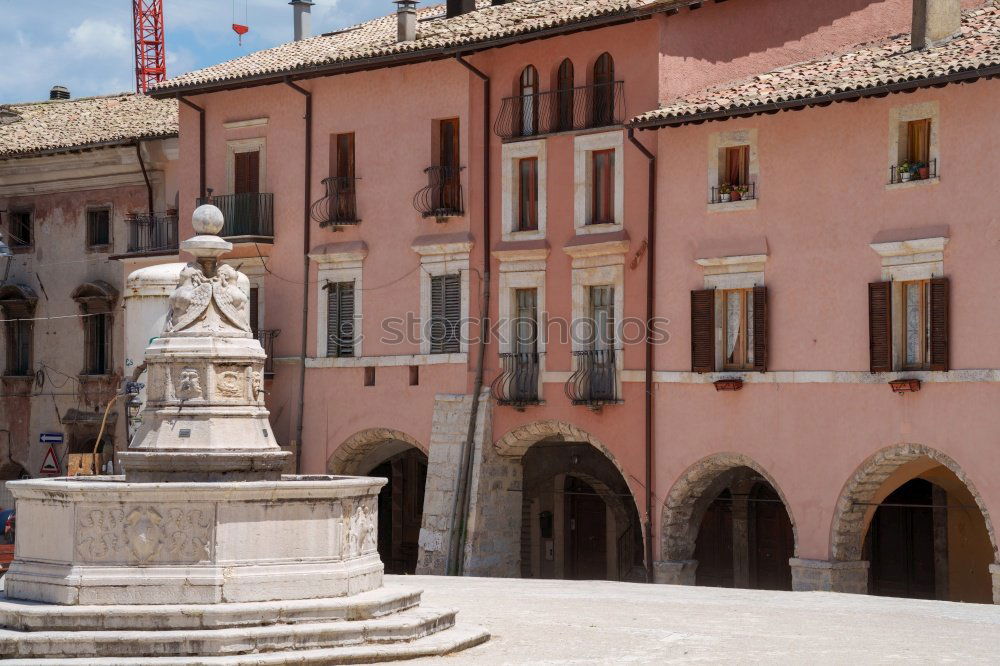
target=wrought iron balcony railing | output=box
[889,158,937,184]
[311,176,360,228]
[124,213,178,255]
[257,328,280,378]
[494,81,625,140]
[491,352,542,408]
[709,182,757,205]
[197,192,274,240]
[565,348,620,407]
[414,166,464,219]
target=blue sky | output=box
[0,0,390,103]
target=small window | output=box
[364,366,375,387]
[722,288,755,371]
[592,53,615,126]
[87,208,111,248]
[556,59,575,131]
[893,117,935,183]
[518,65,539,136]
[590,149,615,225]
[589,285,615,351]
[326,281,355,358]
[409,365,419,386]
[901,279,931,370]
[723,146,750,187]
[4,319,32,376]
[514,288,538,354]
[517,157,539,232]
[9,211,32,249]
[907,119,931,166]
[429,274,461,354]
[83,313,112,375]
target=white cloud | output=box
[68,19,131,59]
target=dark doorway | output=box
[565,476,607,580]
[694,489,734,587]
[867,478,936,600]
[368,448,427,575]
[749,483,794,591]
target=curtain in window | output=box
[725,145,749,186]
[907,119,931,164]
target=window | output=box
[723,146,750,187]
[329,132,357,224]
[83,313,111,375]
[87,208,111,248]
[907,119,931,165]
[9,210,32,249]
[901,280,931,370]
[889,103,938,184]
[4,319,32,376]
[234,150,260,195]
[326,281,355,358]
[518,65,539,136]
[590,149,615,225]
[517,157,539,232]
[722,288,754,370]
[868,277,948,372]
[590,286,615,350]
[431,118,462,215]
[592,52,615,126]
[690,286,767,373]
[556,59,575,131]
[514,288,538,355]
[429,274,461,354]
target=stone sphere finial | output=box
[192,204,225,235]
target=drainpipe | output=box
[135,141,154,214]
[177,96,206,199]
[448,53,490,576]
[285,78,313,476]
[628,127,656,583]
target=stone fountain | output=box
[0,205,487,663]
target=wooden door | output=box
[869,479,936,599]
[749,483,794,591]
[565,477,607,580]
[695,490,734,587]
[234,151,259,194]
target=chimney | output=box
[49,85,70,101]
[289,0,315,41]
[446,0,475,19]
[395,1,418,43]
[912,0,961,50]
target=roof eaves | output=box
[0,132,179,161]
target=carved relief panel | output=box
[75,503,215,565]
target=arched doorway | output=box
[833,445,997,604]
[661,454,798,590]
[328,429,429,575]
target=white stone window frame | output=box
[309,247,367,359]
[708,128,759,214]
[887,101,940,191]
[696,254,767,372]
[870,235,947,371]
[222,256,266,333]
[226,137,267,195]
[414,241,472,355]
[501,139,547,242]
[496,247,549,402]
[573,130,624,234]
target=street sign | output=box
[39,445,61,477]
[39,432,64,444]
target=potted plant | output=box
[898,162,911,182]
[913,161,929,180]
[719,183,732,203]
[736,184,750,200]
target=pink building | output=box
[151,0,1000,603]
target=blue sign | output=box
[39,432,64,444]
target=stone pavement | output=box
[393,575,1000,664]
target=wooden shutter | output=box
[929,276,949,371]
[691,289,715,373]
[235,151,260,194]
[753,285,768,372]
[868,281,892,373]
[327,282,355,357]
[249,287,260,338]
[430,274,461,354]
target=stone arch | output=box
[661,452,798,562]
[830,443,998,563]
[327,428,426,476]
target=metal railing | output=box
[197,192,274,240]
[124,213,178,254]
[491,352,542,407]
[709,182,757,205]
[257,328,280,378]
[889,158,937,184]
[413,166,464,219]
[310,176,360,227]
[565,348,620,407]
[494,81,625,140]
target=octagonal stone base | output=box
[4,475,385,606]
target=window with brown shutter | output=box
[590,149,614,225]
[517,157,538,232]
[691,289,715,373]
[928,276,949,371]
[234,151,260,194]
[868,281,892,373]
[753,285,768,372]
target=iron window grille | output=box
[414,166,464,219]
[311,176,361,227]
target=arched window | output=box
[518,65,539,136]
[592,52,615,126]
[556,58,575,131]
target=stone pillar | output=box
[790,558,869,594]
[990,563,1000,605]
[653,559,698,585]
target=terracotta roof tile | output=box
[0,94,178,159]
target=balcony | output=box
[413,166,464,219]
[494,81,625,140]
[197,192,274,242]
[889,158,938,185]
[491,352,541,408]
[257,328,280,378]
[709,182,757,205]
[311,176,360,228]
[565,349,620,407]
[121,213,178,256]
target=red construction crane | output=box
[133,0,167,93]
